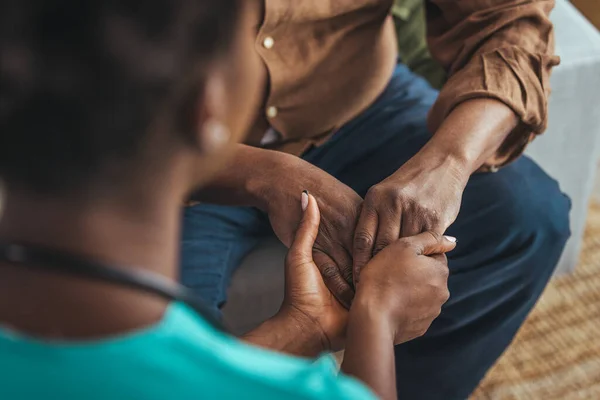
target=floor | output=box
[472,201,600,399]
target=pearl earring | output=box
[200,118,231,154]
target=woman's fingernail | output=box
[444,235,457,243]
[301,190,309,211]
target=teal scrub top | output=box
[0,302,376,399]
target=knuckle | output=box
[421,218,437,232]
[334,288,353,308]
[417,326,429,338]
[368,185,399,203]
[434,258,450,278]
[385,188,405,208]
[366,184,384,199]
[421,205,438,219]
[354,231,374,251]
[340,265,353,285]
[434,284,450,303]
[320,263,339,279]
[336,281,351,295]
[438,253,449,265]
[442,289,450,303]
[441,265,450,279]
[388,197,403,214]
[387,185,405,199]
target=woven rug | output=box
[472,202,600,399]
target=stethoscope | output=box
[0,242,227,333]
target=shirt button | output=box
[262,36,275,49]
[266,106,278,118]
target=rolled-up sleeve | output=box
[426,0,560,166]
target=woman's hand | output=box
[352,152,466,287]
[342,232,455,400]
[353,231,456,345]
[278,191,348,352]
[242,192,347,356]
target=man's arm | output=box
[426,0,559,168]
[191,143,362,308]
[419,98,518,176]
[189,144,286,210]
[352,1,558,279]
[352,97,518,276]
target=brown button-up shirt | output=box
[248,0,559,166]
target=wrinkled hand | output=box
[353,153,468,285]
[280,192,348,351]
[355,231,455,344]
[266,160,362,308]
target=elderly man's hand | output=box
[265,158,361,308]
[352,150,468,285]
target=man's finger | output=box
[352,204,378,287]
[287,192,320,268]
[314,250,354,309]
[402,231,457,256]
[373,208,401,256]
[400,212,421,238]
[330,245,354,287]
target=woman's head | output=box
[0,0,263,197]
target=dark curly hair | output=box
[0,0,239,193]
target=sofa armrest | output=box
[525,0,600,274]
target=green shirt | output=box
[0,302,376,400]
[393,0,446,89]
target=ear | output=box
[194,72,231,154]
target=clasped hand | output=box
[280,192,456,350]
[267,155,466,309]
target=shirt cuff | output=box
[427,46,560,168]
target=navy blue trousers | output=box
[180,63,571,399]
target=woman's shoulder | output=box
[162,303,375,399]
[0,302,374,400]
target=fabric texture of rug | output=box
[472,201,600,399]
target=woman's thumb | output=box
[408,231,457,256]
[287,191,320,266]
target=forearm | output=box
[191,144,346,212]
[241,312,326,357]
[420,98,519,174]
[426,0,556,164]
[341,301,397,400]
[190,144,289,210]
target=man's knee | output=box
[454,157,571,278]
[503,163,571,257]
[481,158,571,283]
[531,189,571,250]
